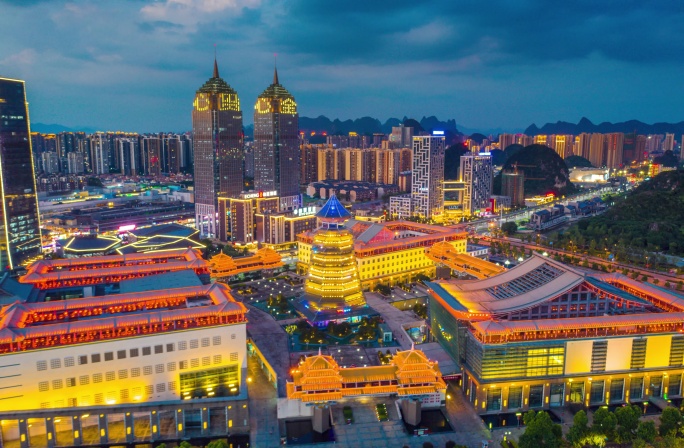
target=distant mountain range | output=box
[525,117,684,136]
[31,123,98,134]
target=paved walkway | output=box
[364,292,418,350]
[246,304,291,396]
[247,354,281,448]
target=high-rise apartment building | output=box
[554,135,573,159]
[253,68,299,196]
[574,133,591,159]
[664,133,675,153]
[300,144,319,184]
[460,153,493,216]
[411,134,445,220]
[498,133,516,151]
[588,133,605,167]
[0,77,42,268]
[67,151,85,174]
[41,151,60,174]
[501,170,525,207]
[605,133,624,169]
[193,59,244,237]
[390,124,415,148]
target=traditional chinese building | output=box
[208,248,284,281]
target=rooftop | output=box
[316,194,351,221]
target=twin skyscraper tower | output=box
[192,58,299,238]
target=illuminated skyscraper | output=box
[253,67,299,198]
[411,134,445,220]
[0,77,42,268]
[460,153,493,216]
[193,59,244,237]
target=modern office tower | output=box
[554,135,573,159]
[0,77,42,268]
[499,133,516,151]
[301,195,365,310]
[300,144,319,184]
[605,133,624,169]
[411,133,446,220]
[664,133,675,153]
[193,58,244,237]
[574,133,591,159]
[501,170,525,207]
[460,152,493,216]
[622,132,637,164]
[253,68,299,196]
[41,151,60,174]
[67,151,85,174]
[588,133,605,167]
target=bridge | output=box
[425,242,505,279]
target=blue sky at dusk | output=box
[0,0,682,133]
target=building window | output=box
[591,340,608,373]
[144,366,153,375]
[93,373,103,383]
[130,348,139,358]
[133,387,142,398]
[214,355,222,365]
[145,385,154,395]
[650,376,663,398]
[168,381,176,391]
[37,360,47,371]
[156,383,166,393]
[119,370,128,379]
[508,386,523,409]
[154,345,163,354]
[190,340,199,349]
[79,375,90,386]
[630,377,644,399]
[230,352,238,362]
[155,364,164,374]
[40,402,50,409]
[66,377,76,387]
[91,354,101,363]
[202,357,210,366]
[68,398,77,407]
[104,352,114,362]
[78,355,88,365]
[486,388,502,411]
[143,347,151,356]
[117,350,126,360]
[94,393,103,404]
[180,360,188,370]
[166,343,175,352]
[106,392,116,402]
[670,374,682,396]
[168,362,176,372]
[38,381,49,392]
[191,358,199,368]
[64,357,75,367]
[131,368,141,377]
[106,371,115,381]
[670,336,684,367]
[52,379,63,389]
[51,359,61,369]
[590,381,605,404]
[120,389,129,400]
[529,385,544,408]
[179,365,240,399]
[179,341,188,350]
[201,338,210,347]
[609,379,624,403]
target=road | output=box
[481,237,682,285]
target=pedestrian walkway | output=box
[247,354,281,448]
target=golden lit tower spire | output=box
[273,53,279,84]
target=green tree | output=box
[566,409,589,447]
[615,404,641,444]
[207,441,229,448]
[518,411,563,448]
[501,221,518,236]
[636,420,657,443]
[659,406,682,436]
[179,442,193,448]
[592,407,617,440]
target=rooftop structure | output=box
[286,346,446,403]
[427,254,684,415]
[20,248,209,290]
[208,248,284,281]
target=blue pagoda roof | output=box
[316,194,351,220]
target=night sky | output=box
[1,0,682,133]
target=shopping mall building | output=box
[427,255,684,415]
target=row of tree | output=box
[519,406,684,448]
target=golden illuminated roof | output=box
[257,67,295,101]
[197,58,239,96]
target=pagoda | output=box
[303,195,365,310]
